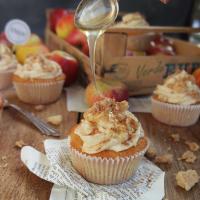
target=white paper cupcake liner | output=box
[151,97,200,127]
[68,139,149,185]
[0,69,15,90]
[13,80,64,105]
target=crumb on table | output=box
[170,133,180,142]
[179,150,197,163]
[47,115,63,126]
[34,105,45,111]
[154,154,173,164]
[176,170,199,191]
[185,141,199,152]
[15,140,27,149]
[145,146,157,159]
[1,156,7,161]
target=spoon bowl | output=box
[74,0,119,31]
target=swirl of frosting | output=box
[14,55,63,79]
[0,44,18,71]
[154,70,200,105]
[74,98,144,154]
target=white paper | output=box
[21,138,165,200]
[128,97,151,113]
[66,85,151,113]
[66,85,88,112]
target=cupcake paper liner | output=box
[13,80,64,105]
[68,139,149,185]
[0,69,15,90]
[151,97,200,127]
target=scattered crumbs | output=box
[179,151,197,163]
[34,105,45,111]
[170,133,180,142]
[154,154,173,164]
[15,140,27,149]
[176,170,199,191]
[0,163,8,168]
[167,146,171,151]
[1,156,7,161]
[47,115,63,126]
[145,146,157,159]
[185,141,199,152]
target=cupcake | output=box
[152,70,200,126]
[13,55,65,104]
[0,44,18,90]
[68,98,149,185]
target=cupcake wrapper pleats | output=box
[68,139,149,185]
[151,98,200,127]
[13,80,64,104]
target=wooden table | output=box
[0,90,199,200]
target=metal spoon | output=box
[74,0,119,31]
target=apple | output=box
[66,29,89,56]
[0,32,12,48]
[14,34,42,51]
[56,13,75,39]
[49,9,70,32]
[47,50,79,86]
[193,68,200,87]
[16,44,49,64]
[85,78,129,106]
[147,35,176,56]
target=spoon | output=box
[74,0,119,31]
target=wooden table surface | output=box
[0,90,199,200]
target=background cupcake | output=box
[13,55,65,104]
[0,44,18,90]
[152,70,200,127]
[68,98,149,185]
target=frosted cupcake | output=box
[68,98,149,185]
[0,44,18,90]
[152,70,200,126]
[13,55,65,104]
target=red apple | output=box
[49,9,70,32]
[147,35,176,56]
[47,50,79,86]
[66,29,89,56]
[85,78,129,106]
[0,32,12,48]
[193,68,200,87]
[55,13,75,39]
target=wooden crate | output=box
[45,9,200,95]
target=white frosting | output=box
[154,70,200,105]
[0,44,17,71]
[74,98,144,154]
[14,55,63,79]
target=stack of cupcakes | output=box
[151,70,200,127]
[68,98,149,185]
[13,55,65,105]
[0,44,18,90]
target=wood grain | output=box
[136,113,200,200]
[0,89,199,199]
[0,89,78,200]
[108,26,200,35]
